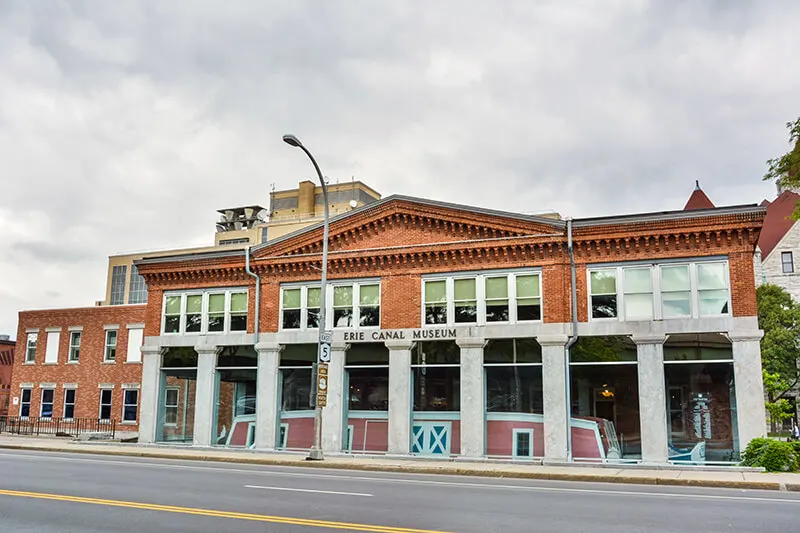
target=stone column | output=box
[138,345,163,444]
[633,335,668,464]
[457,337,487,458]
[539,335,569,462]
[255,342,283,450]
[322,342,349,453]
[729,330,767,450]
[386,339,415,455]
[193,344,219,447]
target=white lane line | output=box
[0,451,797,504]
[245,485,373,497]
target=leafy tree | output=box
[757,284,800,431]
[764,116,800,217]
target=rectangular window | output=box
[453,278,477,323]
[44,330,60,364]
[126,328,143,363]
[590,269,617,319]
[333,285,354,327]
[25,333,37,363]
[123,390,138,422]
[306,287,321,329]
[110,265,127,305]
[164,295,182,333]
[281,283,380,330]
[68,331,81,362]
[515,274,541,321]
[697,263,729,316]
[104,330,117,362]
[128,265,148,304]
[512,429,534,458]
[207,293,225,332]
[661,265,691,318]
[40,389,54,418]
[229,292,248,331]
[782,252,794,274]
[282,288,302,329]
[164,388,179,426]
[99,389,113,420]
[20,389,32,417]
[358,284,380,327]
[589,261,730,321]
[623,267,653,320]
[485,277,509,322]
[63,389,76,420]
[185,294,203,333]
[424,280,447,325]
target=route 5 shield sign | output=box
[318,342,331,362]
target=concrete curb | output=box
[0,443,786,491]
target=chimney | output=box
[298,180,316,215]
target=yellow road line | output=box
[0,489,455,533]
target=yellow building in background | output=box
[99,180,381,306]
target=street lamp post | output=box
[283,134,329,461]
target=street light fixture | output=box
[283,133,329,461]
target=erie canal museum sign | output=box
[339,327,459,343]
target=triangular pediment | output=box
[253,196,564,259]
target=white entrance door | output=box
[412,421,451,455]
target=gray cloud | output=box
[1,0,799,336]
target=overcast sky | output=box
[1,1,799,338]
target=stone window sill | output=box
[124,361,142,365]
[102,361,117,364]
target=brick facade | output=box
[137,200,764,332]
[10,305,146,430]
[0,339,14,416]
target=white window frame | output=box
[122,389,139,423]
[421,270,542,327]
[99,389,113,421]
[63,389,76,421]
[20,388,32,418]
[68,331,81,362]
[164,387,180,427]
[782,251,794,274]
[104,330,118,362]
[587,259,731,322]
[25,333,37,363]
[279,280,381,331]
[40,388,55,419]
[161,288,249,335]
[279,422,289,448]
[512,428,534,458]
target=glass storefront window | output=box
[279,344,316,413]
[485,339,543,458]
[412,342,460,411]
[214,346,257,448]
[158,347,198,443]
[570,337,640,461]
[665,334,737,463]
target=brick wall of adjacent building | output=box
[10,305,146,430]
[0,339,14,416]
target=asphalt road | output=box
[0,449,798,533]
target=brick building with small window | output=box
[0,336,14,416]
[9,306,146,434]
[8,189,769,465]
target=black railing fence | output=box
[0,416,116,438]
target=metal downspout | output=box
[565,218,578,461]
[245,246,261,345]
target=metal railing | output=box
[0,416,116,438]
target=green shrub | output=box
[741,437,798,472]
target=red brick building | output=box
[9,306,145,434]
[8,192,769,465]
[0,336,14,416]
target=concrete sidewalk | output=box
[1,434,798,491]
